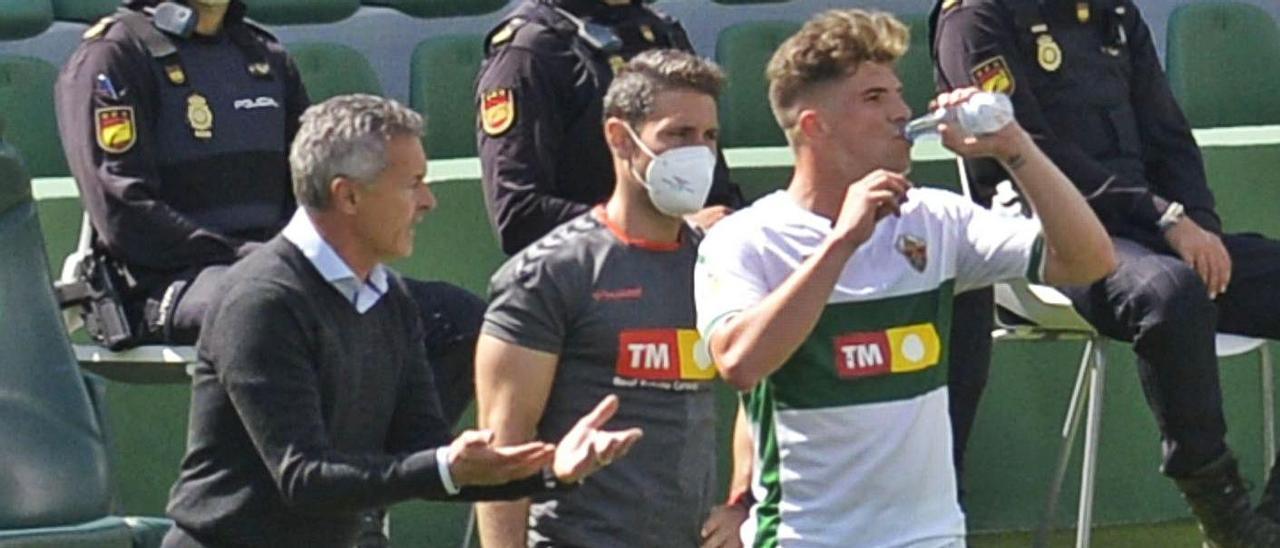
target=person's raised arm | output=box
[937,89,1115,285]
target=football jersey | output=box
[485,206,718,548]
[695,189,1043,548]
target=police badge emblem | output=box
[1037,34,1063,72]
[896,234,928,273]
[187,93,213,139]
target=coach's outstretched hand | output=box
[448,430,554,487]
[553,394,644,483]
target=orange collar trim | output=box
[594,205,682,252]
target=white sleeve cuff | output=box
[436,445,460,495]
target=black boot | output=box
[1257,459,1280,524]
[1175,451,1280,548]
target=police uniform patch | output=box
[187,93,213,139]
[971,55,1015,94]
[1037,34,1063,72]
[481,88,516,136]
[95,106,136,154]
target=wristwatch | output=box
[1157,201,1185,232]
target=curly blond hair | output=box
[766,9,909,135]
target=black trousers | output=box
[1055,234,1280,477]
[139,269,485,428]
[949,287,995,507]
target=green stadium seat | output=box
[50,0,113,23]
[715,21,799,148]
[1166,1,1280,128]
[288,42,383,102]
[410,34,484,159]
[898,13,936,117]
[1,0,53,40]
[245,0,359,25]
[0,140,168,547]
[363,0,506,19]
[0,56,67,177]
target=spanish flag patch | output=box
[480,88,515,137]
[95,106,136,154]
[970,55,1015,95]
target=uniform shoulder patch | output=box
[480,88,516,137]
[970,55,1015,94]
[95,106,136,154]
[82,16,116,40]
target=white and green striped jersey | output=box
[695,189,1044,548]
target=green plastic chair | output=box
[0,140,169,547]
[410,34,484,160]
[362,0,506,19]
[715,21,800,149]
[0,0,53,38]
[50,0,112,23]
[0,56,67,177]
[898,13,936,118]
[245,0,359,25]
[288,42,383,103]
[1166,1,1280,128]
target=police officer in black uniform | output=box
[931,1,1280,545]
[475,0,743,255]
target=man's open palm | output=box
[553,395,643,483]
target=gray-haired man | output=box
[161,94,640,548]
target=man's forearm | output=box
[711,237,856,389]
[477,500,531,548]
[1004,143,1115,285]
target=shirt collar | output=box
[281,208,388,313]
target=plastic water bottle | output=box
[902,91,1014,142]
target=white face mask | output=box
[624,124,717,218]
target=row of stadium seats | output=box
[0,1,1277,178]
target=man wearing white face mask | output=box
[474,49,726,548]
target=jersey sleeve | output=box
[694,221,770,342]
[949,194,1045,292]
[482,242,585,355]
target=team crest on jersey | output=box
[896,234,928,272]
[95,106,136,154]
[481,88,516,136]
[971,55,1015,94]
